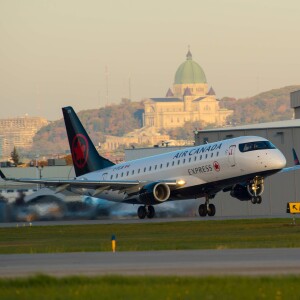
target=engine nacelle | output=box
[230,184,252,201]
[139,182,171,205]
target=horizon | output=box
[0,84,298,121]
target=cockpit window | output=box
[239,141,276,153]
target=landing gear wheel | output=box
[137,206,147,219]
[199,204,207,217]
[256,196,262,204]
[207,204,216,217]
[251,196,257,204]
[147,205,155,219]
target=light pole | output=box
[35,155,43,190]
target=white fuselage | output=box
[77,136,286,203]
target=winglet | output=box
[293,148,300,165]
[0,169,7,180]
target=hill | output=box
[32,99,144,154]
[219,85,300,125]
[30,85,300,155]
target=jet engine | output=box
[229,178,264,201]
[229,184,253,201]
[139,182,171,205]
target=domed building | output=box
[143,50,233,129]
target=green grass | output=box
[1,218,300,254]
[1,275,300,300]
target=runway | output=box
[1,248,300,277]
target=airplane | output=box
[0,106,298,219]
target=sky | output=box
[1,0,300,120]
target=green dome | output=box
[174,50,207,84]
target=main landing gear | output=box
[199,194,216,217]
[137,205,155,219]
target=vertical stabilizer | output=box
[293,148,300,165]
[62,106,115,177]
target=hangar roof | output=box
[201,119,300,133]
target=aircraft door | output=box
[102,173,108,180]
[227,145,236,167]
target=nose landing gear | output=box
[247,176,264,204]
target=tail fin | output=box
[62,106,115,177]
[293,148,300,165]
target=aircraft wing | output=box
[279,165,300,173]
[0,169,179,196]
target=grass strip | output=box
[1,218,300,254]
[0,274,300,300]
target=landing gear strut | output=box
[137,205,155,219]
[199,194,216,217]
[247,176,264,205]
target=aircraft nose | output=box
[273,151,286,169]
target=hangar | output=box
[191,90,300,217]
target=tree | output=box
[11,146,20,165]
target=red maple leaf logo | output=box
[72,134,89,168]
[213,161,220,172]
